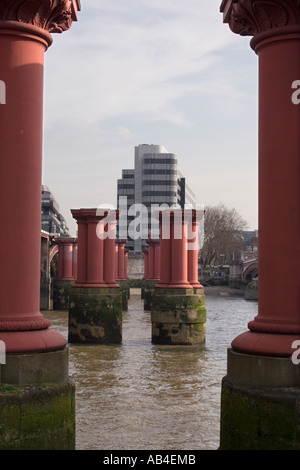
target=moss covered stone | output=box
[69,286,122,344]
[143,280,157,311]
[53,279,75,310]
[220,376,300,450]
[0,380,75,450]
[151,287,206,345]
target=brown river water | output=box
[45,288,258,450]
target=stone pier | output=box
[53,237,77,310]
[69,209,122,344]
[151,210,206,345]
[0,0,80,450]
[220,0,300,450]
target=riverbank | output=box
[202,285,245,297]
[130,285,246,298]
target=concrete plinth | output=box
[53,279,75,311]
[220,349,300,450]
[69,286,122,344]
[0,346,75,450]
[0,380,75,450]
[151,287,206,345]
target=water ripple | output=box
[46,289,258,450]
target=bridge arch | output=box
[243,261,258,281]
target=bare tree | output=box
[200,204,248,269]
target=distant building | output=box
[117,144,196,251]
[242,230,258,251]
[41,185,70,237]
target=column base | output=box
[151,287,206,345]
[0,379,75,450]
[69,286,122,344]
[0,345,75,450]
[220,349,300,450]
[53,279,75,311]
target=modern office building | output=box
[117,144,196,251]
[41,185,70,237]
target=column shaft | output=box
[0,25,51,328]
[170,219,190,287]
[76,219,87,284]
[87,220,104,285]
[157,219,171,287]
[104,224,118,286]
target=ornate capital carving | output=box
[221,0,300,36]
[0,0,80,33]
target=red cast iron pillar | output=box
[151,210,206,345]
[56,238,77,281]
[0,0,80,450]
[116,239,127,280]
[220,0,300,450]
[124,249,129,279]
[69,209,122,344]
[0,0,80,356]
[187,211,202,288]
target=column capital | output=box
[0,0,80,33]
[220,0,300,37]
[116,238,127,246]
[71,208,120,224]
[54,237,77,245]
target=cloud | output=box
[42,0,259,236]
[44,0,240,125]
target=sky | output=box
[42,0,259,237]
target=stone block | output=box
[0,380,75,450]
[69,286,122,344]
[53,279,75,311]
[151,287,206,345]
[220,349,300,449]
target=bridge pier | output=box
[69,209,122,344]
[151,210,206,345]
[220,0,300,449]
[0,1,80,449]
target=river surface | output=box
[45,288,258,451]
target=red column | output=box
[71,209,119,288]
[115,245,119,279]
[87,217,105,286]
[170,215,190,288]
[76,216,88,284]
[58,242,64,280]
[116,239,126,280]
[221,0,300,356]
[72,242,78,279]
[156,213,172,287]
[56,238,77,281]
[124,249,129,279]
[104,222,119,287]
[0,3,79,354]
[187,211,202,288]
[146,238,160,280]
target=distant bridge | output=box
[243,259,258,281]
